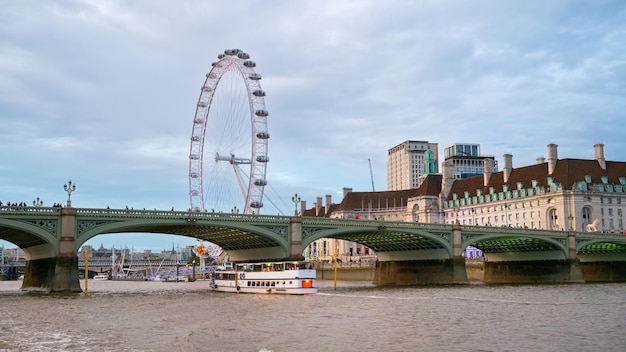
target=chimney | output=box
[440,160,455,198]
[547,143,558,175]
[300,200,306,216]
[316,197,322,216]
[536,157,545,164]
[483,158,493,186]
[503,154,513,183]
[342,187,352,199]
[325,194,332,213]
[594,143,606,170]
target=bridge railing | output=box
[75,208,292,223]
[0,206,61,215]
[301,217,454,231]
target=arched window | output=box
[582,207,592,229]
[412,204,419,222]
[548,208,559,230]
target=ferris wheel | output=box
[189,49,269,214]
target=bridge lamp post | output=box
[63,180,76,207]
[291,193,301,216]
[231,206,239,214]
[33,197,43,207]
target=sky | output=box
[1,0,625,252]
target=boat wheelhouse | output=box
[211,261,317,295]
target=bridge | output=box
[1,205,626,292]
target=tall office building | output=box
[387,140,438,191]
[444,143,498,179]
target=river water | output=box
[0,280,624,352]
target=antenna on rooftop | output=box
[368,158,375,192]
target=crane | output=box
[368,158,375,192]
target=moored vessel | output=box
[211,261,317,294]
[93,273,110,280]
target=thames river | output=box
[0,280,624,352]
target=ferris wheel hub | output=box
[215,153,251,165]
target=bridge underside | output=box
[0,227,50,258]
[104,224,287,261]
[328,231,465,285]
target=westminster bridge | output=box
[1,205,626,292]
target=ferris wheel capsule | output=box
[248,73,262,80]
[255,109,269,117]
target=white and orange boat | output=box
[211,261,317,294]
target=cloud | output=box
[1,0,625,250]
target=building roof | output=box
[303,174,442,217]
[446,158,626,200]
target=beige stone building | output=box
[387,140,438,191]
[304,143,626,260]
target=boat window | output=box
[270,281,275,287]
[282,281,286,285]
[266,281,270,287]
[251,281,255,287]
[256,281,260,287]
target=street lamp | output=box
[63,180,76,207]
[33,197,43,207]
[192,259,196,281]
[291,193,301,216]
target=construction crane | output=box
[368,158,375,192]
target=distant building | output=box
[387,140,438,191]
[444,143,498,179]
[303,143,626,259]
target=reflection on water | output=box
[1,280,625,352]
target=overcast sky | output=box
[1,1,625,252]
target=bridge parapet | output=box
[0,206,61,215]
[75,208,291,223]
[301,217,453,231]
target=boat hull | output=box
[211,262,317,295]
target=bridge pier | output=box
[482,259,585,284]
[21,208,81,293]
[580,261,626,282]
[373,258,468,286]
[288,216,305,261]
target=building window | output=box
[548,208,558,230]
[582,207,592,227]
